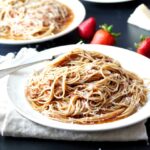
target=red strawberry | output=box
[78,17,96,40]
[136,36,150,58]
[90,24,120,45]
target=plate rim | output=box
[7,44,150,131]
[82,0,134,3]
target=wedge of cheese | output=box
[127,4,150,30]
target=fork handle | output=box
[0,58,50,79]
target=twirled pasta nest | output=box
[25,48,148,124]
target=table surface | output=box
[0,0,150,149]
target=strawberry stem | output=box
[107,25,113,32]
[111,33,121,37]
[140,35,148,41]
[134,42,139,49]
[77,40,84,44]
[100,24,120,38]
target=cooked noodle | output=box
[0,0,73,40]
[25,48,148,124]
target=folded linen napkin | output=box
[0,48,148,141]
[127,4,150,30]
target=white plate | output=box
[83,0,134,3]
[7,44,150,131]
[0,0,85,45]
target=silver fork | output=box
[0,54,59,79]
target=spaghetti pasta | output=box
[0,0,73,40]
[25,48,148,124]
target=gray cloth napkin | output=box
[0,48,148,141]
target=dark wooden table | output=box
[0,0,150,149]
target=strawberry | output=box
[136,36,150,58]
[90,24,120,45]
[78,17,96,40]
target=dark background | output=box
[0,0,150,149]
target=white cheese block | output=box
[127,4,150,30]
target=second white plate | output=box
[0,0,85,45]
